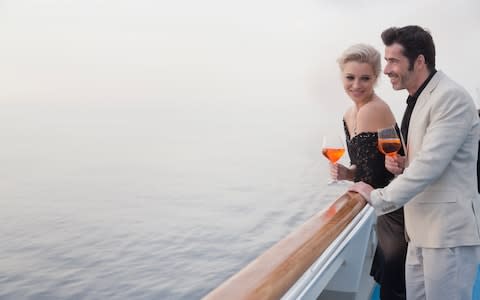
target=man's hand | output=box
[385,155,406,175]
[348,181,374,203]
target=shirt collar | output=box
[406,69,437,105]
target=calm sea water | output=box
[0,100,348,299]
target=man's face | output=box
[383,43,415,92]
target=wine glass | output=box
[322,134,346,184]
[377,126,401,157]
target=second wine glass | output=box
[377,126,401,157]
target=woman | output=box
[331,44,407,300]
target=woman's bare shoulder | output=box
[357,97,396,131]
[368,97,393,111]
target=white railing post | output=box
[282,205,377,300]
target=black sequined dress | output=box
[343,120,407,300]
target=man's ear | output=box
[416,54,426,68]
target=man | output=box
[349,25,480,300]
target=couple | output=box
[331,25,480,300]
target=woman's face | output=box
[341,61,376,104]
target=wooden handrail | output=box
[203,191,367,300]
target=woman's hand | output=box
[329,163,356,181]
[385,155,406,175]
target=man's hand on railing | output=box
[348,182,373,204]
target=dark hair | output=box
[381,25,436,71]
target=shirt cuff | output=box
[370,189,399,215]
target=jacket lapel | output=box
[407,71,444,145]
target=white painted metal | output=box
[282,205,377,300]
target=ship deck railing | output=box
[203,191,480,300]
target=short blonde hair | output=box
[337,43,381,78]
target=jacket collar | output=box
[407,71,444,144]
[411,70,444,114]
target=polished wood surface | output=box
[203,191,367,300]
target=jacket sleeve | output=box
[369,87,476,215]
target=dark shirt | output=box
[400,70,437,145]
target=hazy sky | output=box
[0,0,479,120]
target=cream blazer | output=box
[370,71,480,248]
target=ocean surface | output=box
[0,100,349,299]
